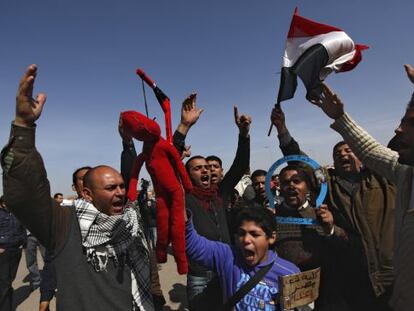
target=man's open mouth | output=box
[340,158,351,164]
[339,158,353,169]
[112,201,124,214]
[201,174,210,186]
[243,249,256,264]
[286,189,298,198]
[244,249,255,259]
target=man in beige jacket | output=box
[310,64,414,311]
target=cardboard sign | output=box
[279,267,320,310]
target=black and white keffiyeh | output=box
[75,198,154,311]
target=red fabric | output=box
[286,8,368,73]
[121,111,192,274]
[338,44,369,72]
[287,8,342,38]
[136,68,156,88]
[159,98,173,144]
[190,185,221,211]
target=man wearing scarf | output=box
[179,103,250,311]
[184,155,230,311]
[1,65,153,311]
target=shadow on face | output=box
[82,166,126,216]
[187,158,211,189]
[332,143,361,177]
[392,107,414,165]
[279,169,309,209]
[252,175,266,202]
[236,220,276,267]
[208,160,223,185]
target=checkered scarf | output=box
[74,199,154,311]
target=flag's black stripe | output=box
[277,44,329,103]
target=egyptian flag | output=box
[277,8,368,103]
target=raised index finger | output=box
[233,106,239,123]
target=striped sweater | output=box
[331,113,414,311]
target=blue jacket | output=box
[0,207,26,248]
[186,218,300,310]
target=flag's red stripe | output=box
[338,44,369,72]
[288,9,342,38]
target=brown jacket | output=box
[279,134,395,296]
[0,124,148,311]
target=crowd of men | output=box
[0,63,414,311]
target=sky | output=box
[0,0,413,196]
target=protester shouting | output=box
[271,104,395,311]
[307,66,414,311]
[1,65,153,311]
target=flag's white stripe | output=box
[320,49,357,79]
[282,31,355,73]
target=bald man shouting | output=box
[1,65,154,311]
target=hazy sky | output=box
[1,0,413,196]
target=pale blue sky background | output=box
[1,0,413,196]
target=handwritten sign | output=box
[279,267,320,310]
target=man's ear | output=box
[269,231,277,245]
[82,187,93,203]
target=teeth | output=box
[244,250,254,256]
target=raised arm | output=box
[219,106,251,197]
[310,83,401,182]
[1,64,70,250]
[126,153,145,201]
[270,104,306,157]
[173,93,203,155]
[119,114,137,193]
[185,214,233,275]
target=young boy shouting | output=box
[185,206,299,310]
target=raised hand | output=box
[404,64,414,84]
[181,145,191,160]
[317,204,334,234]
[15,64,47,127]
[181,93,203,127]
[270,104,288,134]
[308,83,344,120]
[234,106,252,137]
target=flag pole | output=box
[267,102,281,136]
[267,118,274,136]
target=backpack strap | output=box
[221,261,274,311]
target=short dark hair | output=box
[53,193,63,199]
[206,155,222,167]
[185,155,206,174]
[332,141,347,155]
[251,169,267,181]
[279,165,312,189]
[234,207,277,239]
[72,166,92,185]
